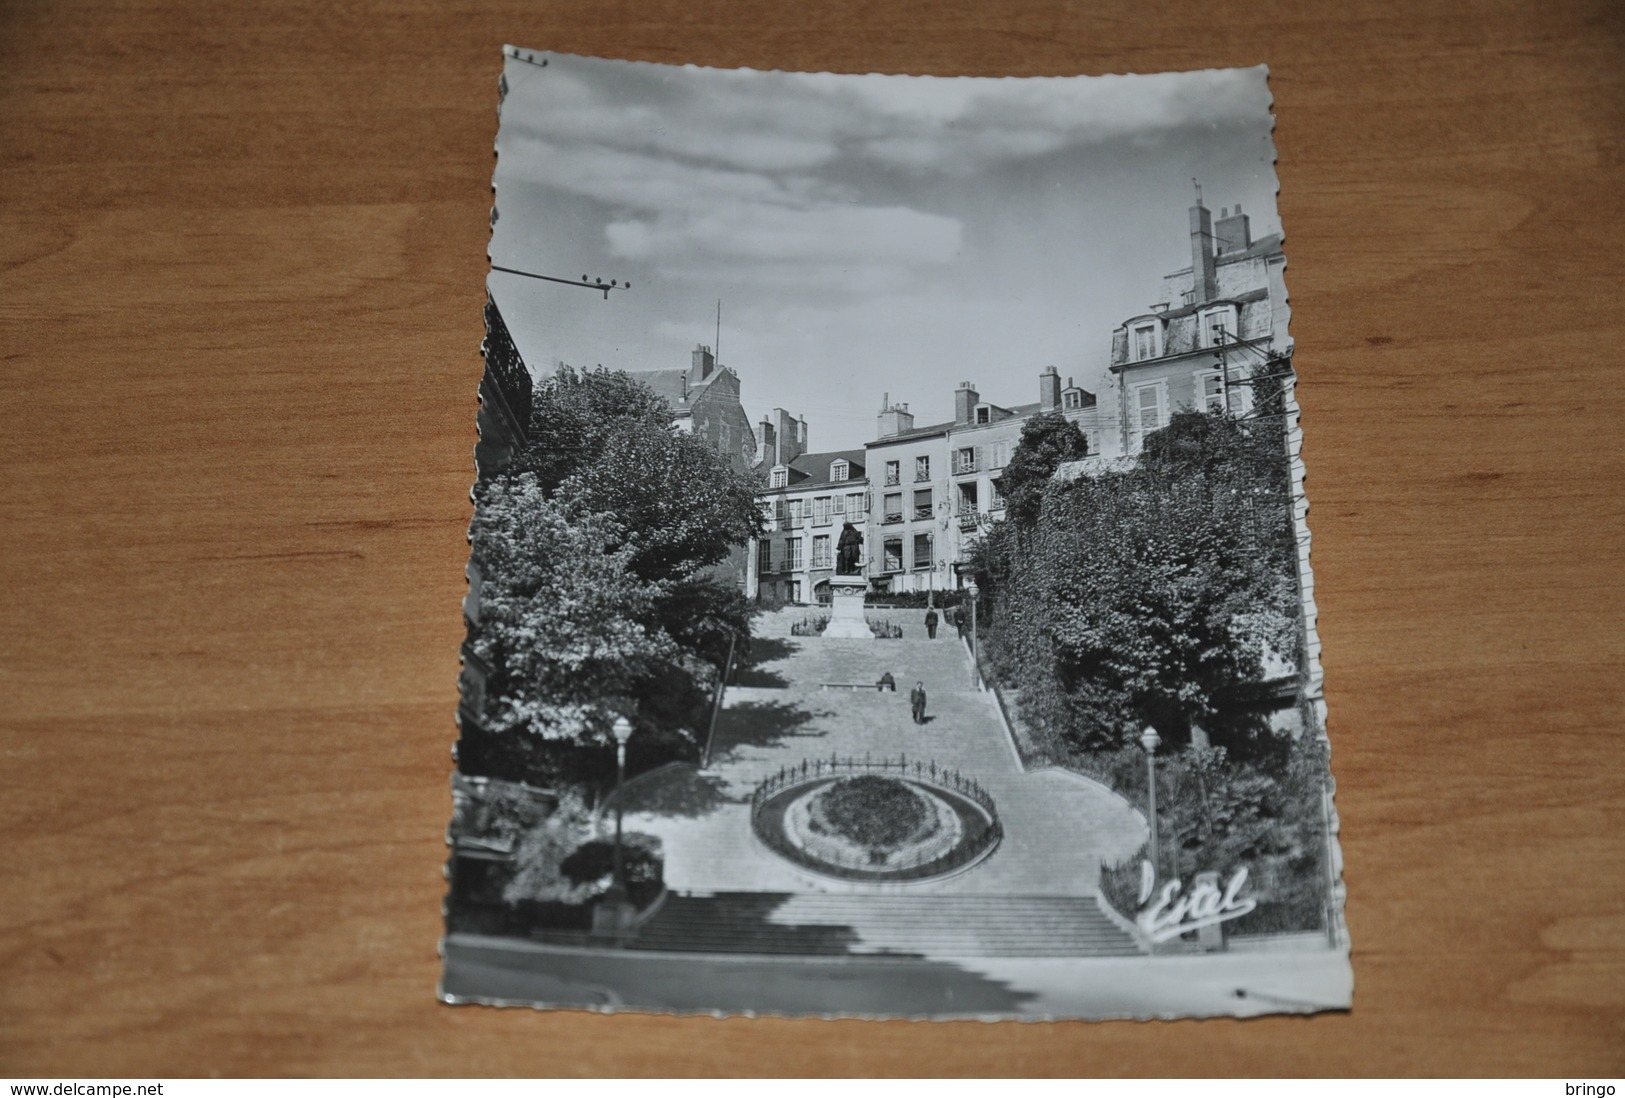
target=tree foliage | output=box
[462,365,761,789]
[974,409,1297,754]
[998,412,1091,528]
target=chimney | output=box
[758,416,776,466]
[876,395,915,439]
[679,371,688,402]
[954,381,980,425]
[1039,366,1061,412]
[774,408,806,466]
[1189,198,1218,305]
[1215,203,1252,256]
[691,343,715,381]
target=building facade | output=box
[1108,196,1289,454]
[750,447,868,605]
[630,343,758,473]
[857,371,1098,599]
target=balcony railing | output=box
[882,512,904,524]
[913,506,933,521]
[954,457,978,475]
[884,474,901,486]
[957,513,980,531]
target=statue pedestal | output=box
[822,574,871,638]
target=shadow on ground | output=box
[619,766,734,818]
[733,637,795,688]
[708,698,829,761]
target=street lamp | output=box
[610,716,633,889]
[966,578,981,690]
[1140,724,1162,882]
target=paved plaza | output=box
[603,608,1147,955]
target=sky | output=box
[489,50,1283,453]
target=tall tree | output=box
[998,412,1090,528]
[461,367,762,788]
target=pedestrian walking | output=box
[924,607,939,639]
[953,605,966,639]
[910,681,927,725]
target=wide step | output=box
[631,892,1144,957]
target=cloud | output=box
[605,204,962,267]
[503,56,1271,186]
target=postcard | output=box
[442,48,1350,1019]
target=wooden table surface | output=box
[2,0,1621,1078]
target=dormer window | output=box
[1063,390,1083,410]
[975,405,991,424]
[830,459,849,482]
[769,465,788,489]
[1199,304,1240,349]
[1131,320,1162,362]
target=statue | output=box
[836,522,863,576]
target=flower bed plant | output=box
[807,775,936,858]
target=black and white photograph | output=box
[442,48,1351,1020]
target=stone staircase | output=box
[630,891,1143,957]
[619,628,1145,901]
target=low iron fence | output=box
[749,754,1002,881]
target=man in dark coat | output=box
[953,605,966,639]
[910,681,927,725]
[924,607,939,639]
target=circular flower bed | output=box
[807,775,937,859]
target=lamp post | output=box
[966,579,981,690]
[1140,725,1162,881]
[610,716,632,889]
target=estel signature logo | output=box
[1135,860,1257,944]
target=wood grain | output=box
[2,0,1621,1078]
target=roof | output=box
[867,419,955,446]
[1218,232,1284,265]
[626,366,726,412]
[1125,286,1270,325]
[767,448,868,492]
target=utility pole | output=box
[491,265,630,301]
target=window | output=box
[813,496,833,526]
[955,447,977,474]
[1200,370,1245,415]
[1199,304,1239,349]
[830,459,849,482]
[913,533,933,570]
[1129,381,1167,451]
[790,579,803,603]
[812,534,832,569]
[975,406,991,424]
[884,460,900,486]
[759,500,776,527]
[883,537,904,573]
[915,455,931,482]
[757,539,773,575]
[769,466,788,489]
[787,537,804,570]
[1063,390,1083,410]
[990,478,1006,510]
[787,499,806,528]
[845,492,865,521]
[883,492,903,523]
[1131,321,1161,362]
[913,488,933,520]
[957,480,979,515]
[989,440,1012,469]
